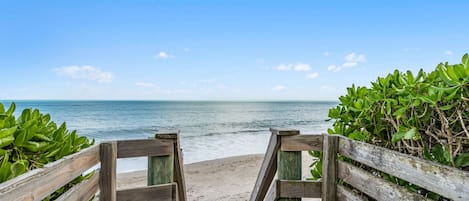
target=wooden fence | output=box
[250,128,469,201]
[0,129,187,201]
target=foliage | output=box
[310,54,469,199]
[0,102,94,199]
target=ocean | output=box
[1,101,337,172]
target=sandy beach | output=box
[117,152,317,201]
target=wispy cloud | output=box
[306,72,319,79]
[275,63,311,71]
[272,85,286,91]
[323,51,330,56]
[54,66,113,83]
[342,53,366,68]
[135,82,155,88]
[155,51,174,59]
[445,50,453,56]
[327,65,341,72]
[183,48,191,52]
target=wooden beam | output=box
[322,135,338,201]
[56,170,100,201]
[270,128,300,136]
[0,144,100,201]
[100,142,117,201]
[277,180,321,198]
[161,131,188,201]
[338,137,469,201]
[338,161,427,200]
[116,139,173,158]
[250,129,299,201]
[147,149,174,185]
[336,185,367,201]
[277,131,302,201]
[116,183,177,201]
[281,134,323,151]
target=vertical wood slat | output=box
[173,133,188,201]
[277,133,301,201]
[147,150,174,185]
[322,135,338,201]
[100,142,117,201]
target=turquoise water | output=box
[1,101,337,172]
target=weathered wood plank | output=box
[56,170,100,201]
[117,139,173,158]
[0,144,100,201]
[322,135,338,201]
[281,134,323,151]
[250,133,281,201]
[336,185,367,201]
[147,146,174,185]
[338,161,427,200]
[100,142,117,201]
[116,183,177,201]
[270,128,300,136]
[277,134,302,201]
[278,180,321,198]
[338,137,469,201]
[169,132,188,201]
[265,180,279,201]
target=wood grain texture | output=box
[249,133,280,201]
[270,128,300,136]
[278,180,321,198]
[147,154,174,185]
[117,139,173,158]
[100,142,117,201]
[338,137,469,201]
[338,161,427,200]
[336,185,367,201]
[172,134,187,201]
[281,134,323,151]
[321,135,338,201]
[56,170,100,201]
[264,180,279,201]
[116,183,177,201]
[0,144,100,201]
[277,148,301,201]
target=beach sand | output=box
[117,152,318,201]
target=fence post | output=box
[322,135,338,201]
[275,129,301,201]
[148,130,175,186]
[100,142,117,201]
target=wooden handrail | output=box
[0,144,100,201]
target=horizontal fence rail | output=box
[0,130,187,201]
[251,130,469,201]
[0,144,100,201]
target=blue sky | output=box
[1,1,468,100]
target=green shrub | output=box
[310,54,469,200]
[0,102,94,199]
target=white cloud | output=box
[135,82,155,88]
[272,85,286,91]
[183,48,191,52]
[323,51,330,56]
[275,63,311,71]
[306,72,319,79]
[276,64,293,71]
[156,52,174,59]
[445,50,453,56]
[54,66,113,83]
[342,53,366,68]
[294,63,311,71]
[327,65,341,72]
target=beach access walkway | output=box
[0,129,468,201]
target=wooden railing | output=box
[0,129,187,201]
[251,129,469,201]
